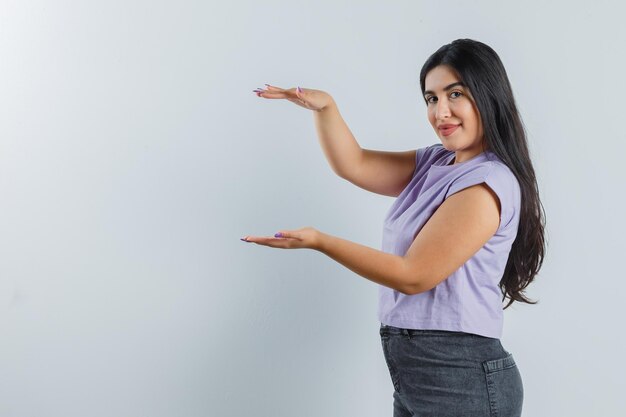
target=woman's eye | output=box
[426,91,462,104]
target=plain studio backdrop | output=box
[0,1,624,416]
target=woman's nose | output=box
[436,100,451,119]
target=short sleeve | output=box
[445,162,519,231]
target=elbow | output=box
[404,280,433,296]
[402,283,420,296]
[399,288,416,296]
[404,273,447,296]
[398,258,447,295]
[400,268,440,295]
[398,259,422,295]
[399,274,421,296]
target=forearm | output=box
[315,231,415,295]
[313,99,363,179]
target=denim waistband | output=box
[379,323,491,338]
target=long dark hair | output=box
[419,39,546,309]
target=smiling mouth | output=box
[440,125,460,136]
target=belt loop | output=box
[401,328,411,340]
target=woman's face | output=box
[423,65,485,160]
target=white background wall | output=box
[1,1,624,416]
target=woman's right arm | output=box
[314,100,416,197]
[313,98,362,179]
[254,85,417,197]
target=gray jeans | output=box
[379,323,523,417]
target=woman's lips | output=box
[440,124,460,136]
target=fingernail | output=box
[274,232,282,238]
[297,86,302,93]
[240,237,248,241]
[265,84,271,87]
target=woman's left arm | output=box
[242,227,412,294]
[316,232,413,294]
[242,182,500,295]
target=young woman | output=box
[244,38,545,417]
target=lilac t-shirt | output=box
[378,143,521,339]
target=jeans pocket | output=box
[482,354,524,417]
[380,335,401,393]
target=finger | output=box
[253,90,292,99]
[244,235,286,243]
[254,86,303,102]
[275,231,300,240]
[256,237,293,248]
[241,235,267,242]
[264,84,285,91]
[265,85,300,97]
[253,85,289,94]
[243,236,264,245]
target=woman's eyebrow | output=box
[423,81,466,96]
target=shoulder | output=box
[454,153,518,190]
[425,143,451,159]
[416,143,452,166]
[447,154,521,230]
[483,156,521,200]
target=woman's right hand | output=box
[252,85,334,112]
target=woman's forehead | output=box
[425,65,462,90]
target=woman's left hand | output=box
[241,226,323,251]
